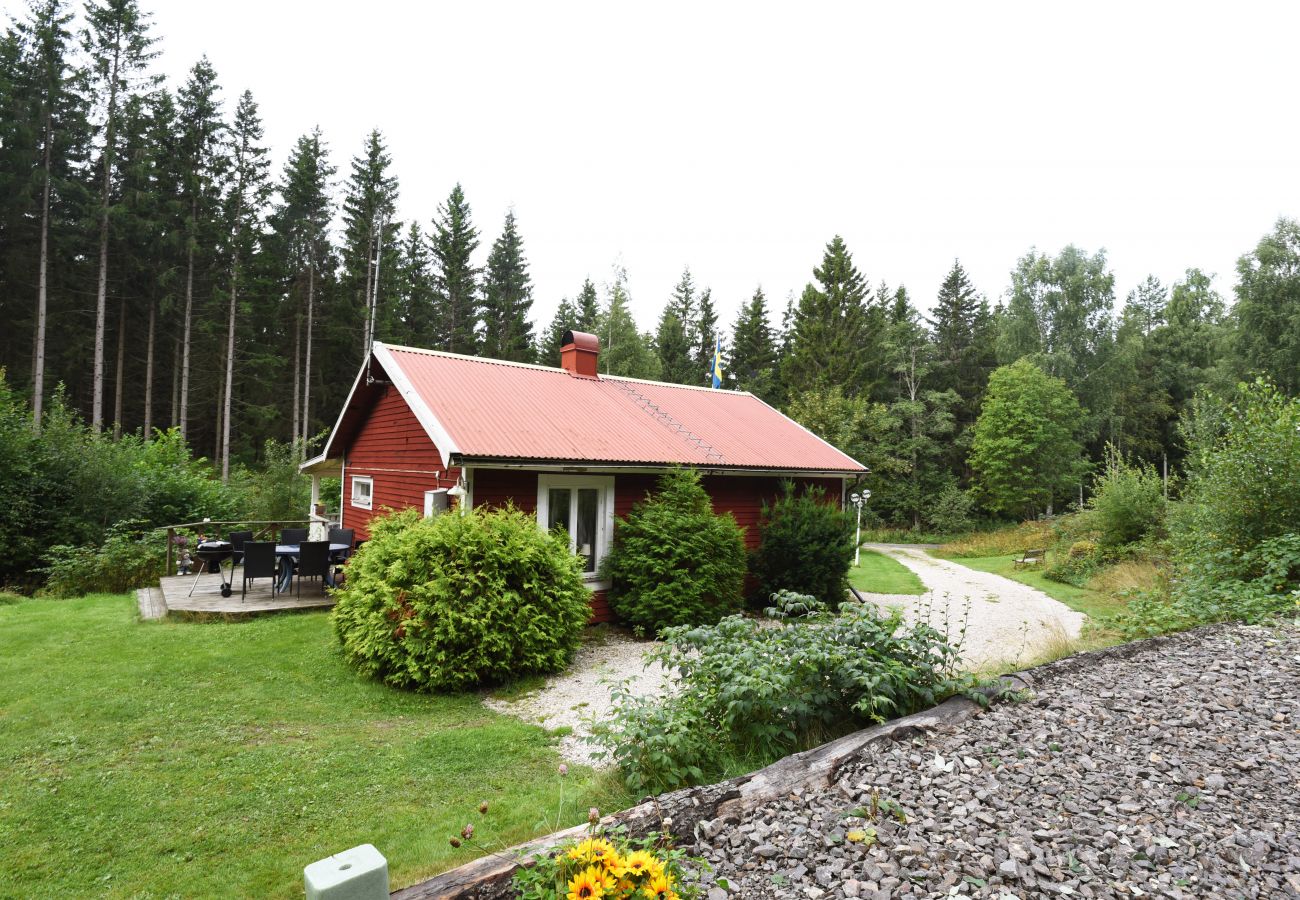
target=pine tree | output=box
[655,267,696,384]
[431,183,479,355]
[693,287,719,385]
[141,88,182,438]
[480,209,534,362]
[599,269,659,379]
[15,0,86,429]
[341,129,399,358]
[574,277,599,331]
[83,0,158,431]
[218,89,269,479]
[538,296,578,364]
[783,235,874,397]
[174,56,225,442]
[1123,275,1165,336]
[927,260,995,454]
[393,222,436,348]
[269,127,334,441]
[729,287,778,400]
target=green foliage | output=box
[604,469,746,631]
[593,606,982,794]
[926,484,975,534]
[1232,218,1300,394]
[970,359,1089,518]
[228,437,311,522]
[1044,539,1105,588]
[512,829,703,900]
[480,209,535,363]
[1116,380,1300,635]
[598,269,661,380]
[764,589,827,620]
[750,482,855,609]
[1087,446,1166,549]
[332,507,590,691]
[40,520,163,597]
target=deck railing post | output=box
[165,527,175,578]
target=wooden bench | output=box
[1014,548,1046,568]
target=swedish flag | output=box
[710,337,723,389]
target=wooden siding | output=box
[342,384,454,541]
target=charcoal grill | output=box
[188,540,234,598]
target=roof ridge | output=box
[378,341,565,374]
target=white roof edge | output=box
[372,341,462,463]
[747,392,870,473]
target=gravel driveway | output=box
[482,629,668,765]
[860,544,1087,670]
[692,621,1300,899]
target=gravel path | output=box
[692,621,1300,899]
[860,544,1087,670]
[482,629,668,765]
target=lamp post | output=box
[849,489,871,567]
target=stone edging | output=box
[391,625,1224,900]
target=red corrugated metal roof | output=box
[370,343,866,473]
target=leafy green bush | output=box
[332,506,590,691]
[1088,446,1166,549]
[750,482,855,609]
[40,521,165,597]
[1044,539,1105,586]
[925,484,975,534]
[764,589,827,620]
[593,606,983,794]
[228,438,312,522]
[603,468,746,632]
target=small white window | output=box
[351,476,373,510]
[537,474,615,583]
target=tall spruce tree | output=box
[729,287,779,401]
[538,296,578,363]
[1232,218,1300,394]
[393,222,436,348]
[15,0,86,428]
[928,260,996,465]
[174,57,224,442]
[217,89,269,479]
[693,287,719,385]
[574,277,599,331]
[270,127,334,441]
[599,268,659,379]
[341,129,399,358]
[83,0,157,431]
[480,209,534,362]
[431,183,479,354]
[655,267,696,384]
[783,235,874,397]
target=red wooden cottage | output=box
[301,331,867,621]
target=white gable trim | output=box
[372,341,461,464]
[317,354,371,462]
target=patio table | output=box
[275,543,350,594]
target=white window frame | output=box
[536,474,615,588]
[350,475,373,510]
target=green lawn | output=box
[848,549,926,595]
[938,554,1126,621]
[0,594,627,898]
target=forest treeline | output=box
[3,0,1300,527]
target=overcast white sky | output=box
[14,0,1300,332]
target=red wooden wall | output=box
[341,384,454,540]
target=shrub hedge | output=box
[332,506,590,691]
[749,482,855,609]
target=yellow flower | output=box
[567,866,606,900]
[618,849,658,880]
[567,837,616,864]
[642,872,678,900]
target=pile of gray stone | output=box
[692,622,1300,899]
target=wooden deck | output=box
[153,571,334,618]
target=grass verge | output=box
[0,594,629,898]
[849,549,926,595]
[937,553,1125,621]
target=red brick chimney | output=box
[560,330,599,378]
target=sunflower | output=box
[567,866,606,900]
[642,872,679,900]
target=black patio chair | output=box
[240,541,278,601]
[327,527,355,561]
[227,530,253,565]
[280,527,308,545]
[296,541,331,597]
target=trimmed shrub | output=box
[1044,539,1104,587]
[332,506,590,691]
[749,482,855,609]
[603,468,746,632]
[925,483,975,535]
